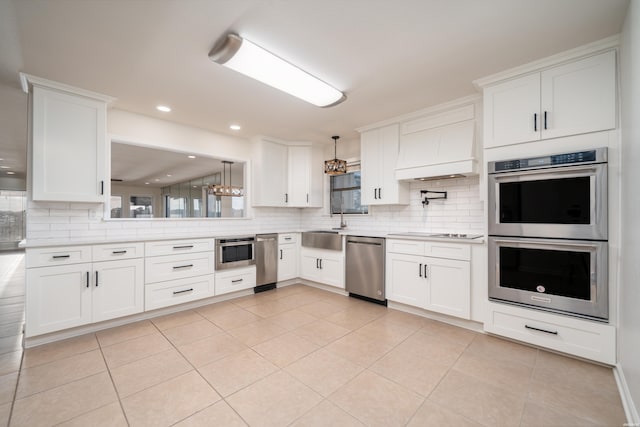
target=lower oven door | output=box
[488,237,608,321]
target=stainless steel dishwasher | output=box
[345,235,386,303]
[255,233,278,293]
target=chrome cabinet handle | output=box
[173,288,193,295]
[173,245,194,249]
[525,324,558,335]
[173,264,193,270]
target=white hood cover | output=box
[394,104,477,181]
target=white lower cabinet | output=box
[278,233,299,282]
[300,247,344,289]
[145,275,214,311]
[386,239,471,319]
[484,301,616,364]
[215,266,256,296]
[26,257,144,337]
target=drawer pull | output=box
[173,264,194,270]
[53,255,70,259]
[112,250,127,254]
[231,279,244,283]
[525,324,558,335]
[284,237,292,241]
[173,288,194,295]
[173,245,194,249]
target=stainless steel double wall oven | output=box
[488,148,609,321]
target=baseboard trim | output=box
[614,363,640,425]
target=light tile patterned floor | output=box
[5,283,627,426]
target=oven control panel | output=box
[491,149,601,173]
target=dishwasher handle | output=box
[347,240,383,246]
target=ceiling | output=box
[0,0,630,178]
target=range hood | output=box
[394,104,478,181]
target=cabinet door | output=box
[317,256,345,289]
[32,86,106,202]
[26,263,92,337]
[540,50,616,140]
[386,253,427,307]
[378,124,406,204]
[360,129,380,205]
[278,244,298,282]
[424,257,470,319]
[299,250,321,282]
[483,73,540,148]
[288,146,311,207]
[253,140,288,206]
[92,258,144,322]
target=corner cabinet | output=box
[482,50,616,148]
[252,138,323,208]
[23,75,114,202]
[360,124,409,205]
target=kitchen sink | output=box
[302,231,343,251]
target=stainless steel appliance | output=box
[488,147,607,240]
[488,148,609,321]
[255,234,278,292]
[488,237,608,320]
[346,236,386,303]
[215,236,255,270]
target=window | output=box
[165,196,186,218]
[130,196,153,218]
[330,171,368,215]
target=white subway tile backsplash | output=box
[50,209,89,217]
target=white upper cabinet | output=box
[23,75,114,202]
[252,139,289,207]
[483,50,616,148]
[252,138,323,208]
[360,124,409,205]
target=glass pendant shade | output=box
[324,135,347,175]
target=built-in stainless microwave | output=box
[488,148,608,241]
[215,236,255,270]
[488,237,608,321]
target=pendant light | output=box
[208,161,244,197]
[324,136,347,175]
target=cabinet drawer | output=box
[387,239,425,256]
[215,266,256,296]
[145,238,214,257]
[92,242,144,262]
[26,246,92,268]
[145,275,214,311]
[484,302,616,365]
[145,252,214,284]
[424,242,471,261]
[278,233,298,244]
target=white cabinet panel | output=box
[145,275,214,311]
[540,50,616,140]
[300,247,344,288]
[386,253,427,307]
[26,245,92,268]
[92,242,144,262]
[215,266,256,295]
[31,86,106,202]
[360,124,408,205]
[424,257,470,319]
[252,139,289,207]
[26,263,92,336]
[387,239,425,256]
[144,238,214,257]
[92,258,144,322]
[145,252,214,284]
[278,244,298,282]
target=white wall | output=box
[619,1,640,421]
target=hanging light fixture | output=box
[208,161,244,197]
[209,34,346,108]
[324,135,347,175]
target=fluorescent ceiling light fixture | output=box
[229,124,241,130]
[156,105,171,112]
[209,34,346,108]
[0,166,9,169]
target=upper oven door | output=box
[488,163,607,240]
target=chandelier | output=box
[208,161,244,197]
[324,135,347,175]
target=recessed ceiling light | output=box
[188,155,196,159]
[166,174,172,177]
[154,178,160,182]
[145,182,150,185]
[229,124,241,131]
[6,171,15,175]
[193,185,197,188]
[156,105,171,112]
